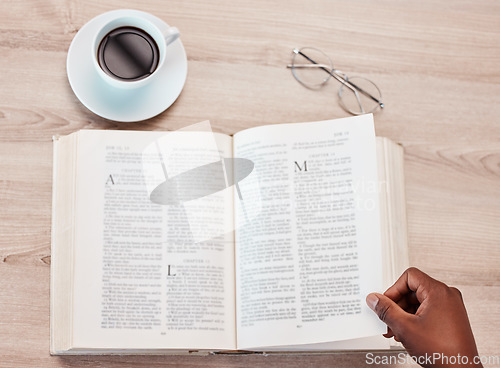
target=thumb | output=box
[366,293,412,334]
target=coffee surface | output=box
[98,26,159,81]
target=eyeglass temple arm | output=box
[292,49,384,108]
[287,64,333,69]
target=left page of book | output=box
[70,129,236,350]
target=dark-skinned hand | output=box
[366,267,483,368]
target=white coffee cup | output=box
[92,10,179,90]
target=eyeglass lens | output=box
[339,76,382,115]
[290,47,383,115]
[291,47,333,89]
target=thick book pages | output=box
[377,137,409,289]
[51,115,408,354]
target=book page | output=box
[71,130,236,350]
[233,115,385,349]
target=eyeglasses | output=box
[287,47,384,115]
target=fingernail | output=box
[366,293,379,310]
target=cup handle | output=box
[164,27,180,46]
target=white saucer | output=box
[67,10,187,122]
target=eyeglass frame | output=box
[287,47,384,115]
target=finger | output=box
[408,304,419,315]
[384,267,436,304]
[383,267,423,300]
[407,290,419,305]
[366,293,413,334]
[393,290,419,306]
[394,292,420,314]
[383,327,394,338]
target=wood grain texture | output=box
[0,0,499,366]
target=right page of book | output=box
[233,114,385,349]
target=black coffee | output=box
[97,26,160,81]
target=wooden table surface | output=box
[1,0,499,367]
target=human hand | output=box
[366,267,482,368]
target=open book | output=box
[51,114,409,354]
